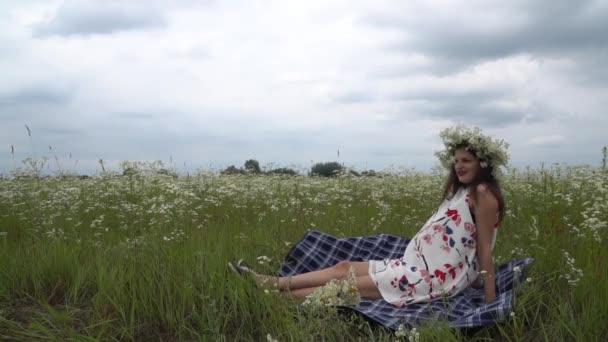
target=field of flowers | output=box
[0,164,606,341]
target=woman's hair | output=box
[441,145,506,225]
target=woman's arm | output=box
[473,184,499,303]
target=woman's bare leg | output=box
[256,261,370,291]
[287,275,382,300]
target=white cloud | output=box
[1,0,607,174]
[33,0,167,37]
[524,135,566,146]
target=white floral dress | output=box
[368,187,497,307]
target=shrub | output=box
[122,167,139,177]
[267,167,297,176]
[310,162,343,177]
[361,170,377,177]
[244,159,261,174]
[221,165,245,175]
[157,168,178,178]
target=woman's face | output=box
[454,148,481,184]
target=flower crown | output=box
[434,124,510,177]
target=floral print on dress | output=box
[368,188,498,307]
[440,225,456,253]
[445,208,461,226]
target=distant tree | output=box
[310,162,344,177]
[157,168,178,178]
[122,167,138,177]
[361,170,377,177]
[268,167,297,176]
[244,159,261,174]
[221,165,245,175]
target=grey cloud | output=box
[390,89,503,104]
[432,104,524,127]
[0,86,73,126]
[0,87,70,108]
[557,48,608,87]
[389,91,538,127]
[33,1,167,37]
[363,1,608,74]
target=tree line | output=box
[220,159,378,177]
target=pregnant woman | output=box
[230,125,509,306]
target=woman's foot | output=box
[229,259,281,288]
[228,260,254,277]
[237,259,255,273]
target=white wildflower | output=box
[302,266,361,307]
[257,255,272,265]
[435,124,510,178]
[559,250,584,286]
[510,246,526,256]
[395,325,419,342]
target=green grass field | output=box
[1,165,606,341]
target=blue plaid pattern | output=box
[279,230,534,330]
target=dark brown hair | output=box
[441,146,506,226]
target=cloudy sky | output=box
[1,0,607,174]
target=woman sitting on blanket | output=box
[230,125,509,306]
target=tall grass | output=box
[0,164,606,340]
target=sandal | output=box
[237,259,255,274]
[228,260,255,276]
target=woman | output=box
[230,125,509,306]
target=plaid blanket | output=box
[279,230,534,330]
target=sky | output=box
[1,0,607,175]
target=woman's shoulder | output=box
[471,183,499,210]
[475,183,489,194]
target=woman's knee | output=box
[333,260,352,277]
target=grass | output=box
[0,164,607,341]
